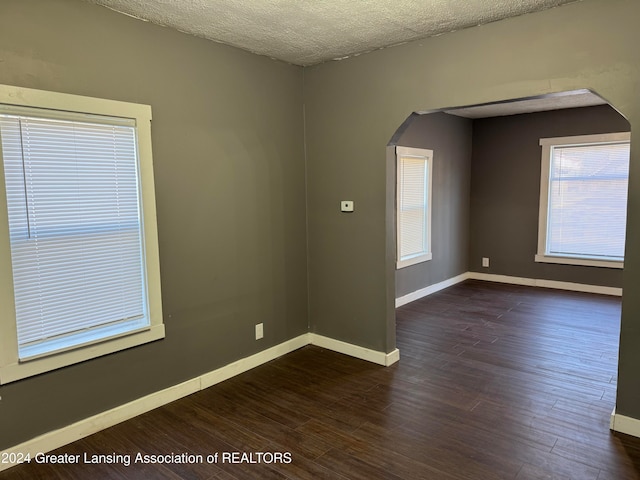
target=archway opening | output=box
[388,88,630,410]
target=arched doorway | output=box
[388,89,630,418]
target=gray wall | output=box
[393,113,473,298]
[4,0,640,450]
[304,0,640,420]
[0,0,307,449]
[469,105,629,286]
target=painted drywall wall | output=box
[470,105,629,286]
[393,113,473,298]
[3,0,640,449]
[303,0,640,418]
[0,0,307,448]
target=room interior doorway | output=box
[388,88,630,404]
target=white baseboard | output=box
[610,410,640,438]
[0,332,398,472]
[310,333,400,366]
[200,334,310,389]
[0,376,203,472]
[395,272,622,307]
[385,348,401,366]
[468,272,622,296]
[395,273,470,307]
[0,334,308,471]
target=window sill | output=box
[0,324,165,385]
[534,254,623,269]
[397,252,432,269]
[19,318,152,362]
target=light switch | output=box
[341,201,354,212]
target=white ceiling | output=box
[86,0,582,66]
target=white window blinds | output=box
[397,147,432,268]
[0,109,149,360]
[546,141,630,261]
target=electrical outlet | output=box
[482,257,490,268]
[255,323,264,340]
[340,200,354,212]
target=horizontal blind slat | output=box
[399,155,428,259]
[547,142,630,259]
[0,112,149,353]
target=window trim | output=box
[535,132,630,270]
[0,84,164,384]
[396,146,433,269]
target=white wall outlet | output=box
[340,200,354,212]
[482,257,490,268]
[255,323,264,340]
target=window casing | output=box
[396,146,433,269]
[536,132,630,269]
[0,84,164,384]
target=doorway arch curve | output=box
[385,89,632,431]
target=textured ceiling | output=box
[443,90,608,118]
[85,0,581,66]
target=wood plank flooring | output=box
[3,280,640,479]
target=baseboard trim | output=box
[0,376,203,472]
[200,334,310,389]
[0,332,399,472]
[610,410,640,438]
[395,271,621,308]
[395,273,470,307]
[385,348,401,366]
[468,272,622,296]
[310,333,400,366]
[0,334,308,472]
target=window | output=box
[396,146,432,269]
[0,84,163,384]
[536,132,630,269]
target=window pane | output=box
[399,155,427,259]
[0,113,148,356]
[547,142,629,260]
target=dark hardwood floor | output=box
[3,280,640,479]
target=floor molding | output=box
[310,333,400,366]
[468,272,622,296]
[0,332,398,471]
[0,334,309,472]
[395,273,470,307]
[395,272,622,307]
[611,411,640,439]
[200,334,310,389]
